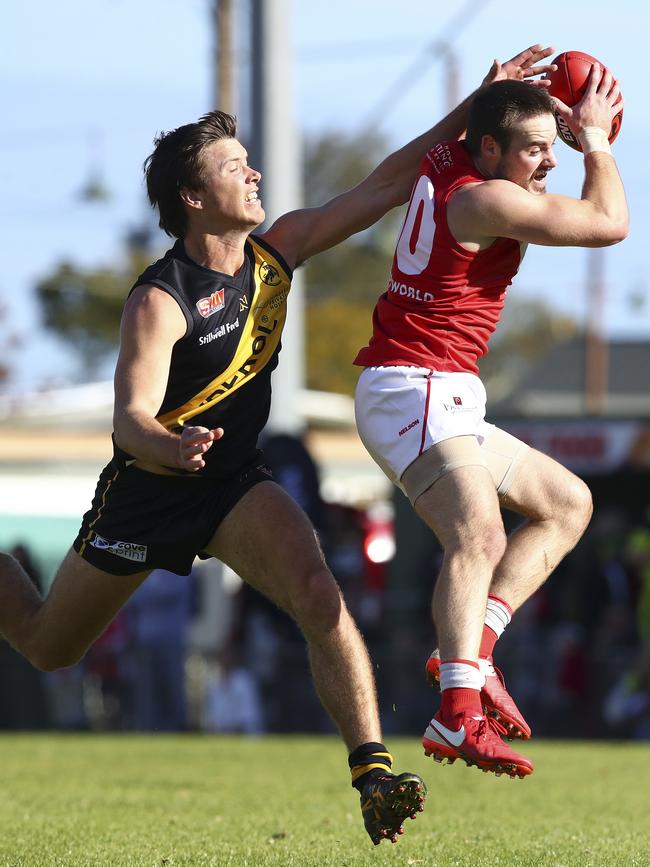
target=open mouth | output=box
[245,191,259,203]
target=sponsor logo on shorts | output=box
[90,533,148,563]
[196,288,225,318]
[399,418,420,437]
[198,317,240,346]
[443,401,475,414]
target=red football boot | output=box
[422,711,534,778]
[426,651,532,740]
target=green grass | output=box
[0,734,648,866]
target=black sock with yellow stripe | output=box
[348,742,393,791]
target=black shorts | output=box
[73,454,273,576]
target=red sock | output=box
[482,595,513,658]
[438,659,483,720]
[440,687,482,720]
[479,624,498,659]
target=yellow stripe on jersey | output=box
[156,238,291,430]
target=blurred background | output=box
[2,0,650,740]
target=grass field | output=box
[1,734,648,867]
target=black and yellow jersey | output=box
[113,234,292,479]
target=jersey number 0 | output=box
[395,175,436,277]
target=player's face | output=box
[196,138,265,228]
[494,114,558,195]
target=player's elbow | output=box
[368,168,410,210]
[593,215,629,247]
[611,216,629,244]
[388,176,416,209]
[604,223,629,246]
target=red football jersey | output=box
[354,140,522,374]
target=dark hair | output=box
[465,81,555,156]
[144,110,237,239]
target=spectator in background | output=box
[84,610,131,730]
[125,567,196,731]
[625,520,650,643]
[603,644,650,740]
[203,647,264,734]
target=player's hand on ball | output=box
[482,44,556,88]
[179,425,224,471]
[553,64,623,141]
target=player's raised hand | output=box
[483,44,556,88]
[553,64,624,140]
[179,425,224,471]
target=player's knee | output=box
[0,551,44,588]
[0,551,16,571]
[481,524,508,568]
[28,643,85,673]
[563,477,593,538]
[291,567,343,633]
[451,523,507,570]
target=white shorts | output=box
[354,366,528,502]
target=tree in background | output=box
[302,130,403,394]
[35,229,154,378]
[0,301,22,386]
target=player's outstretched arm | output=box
[262,44,556,267]
[113,285,223,472]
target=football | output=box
[544,51,623,151]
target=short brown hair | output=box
[465,81,555,156]
[144,110,237,239]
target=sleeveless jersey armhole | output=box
[132,279,194,338]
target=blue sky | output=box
[2,0,647,391]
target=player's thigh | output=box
[34,547,149,665]
[499,446,593,523]
[355,367,490,494]
[204,480,330,615]
[412,454,504,551]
